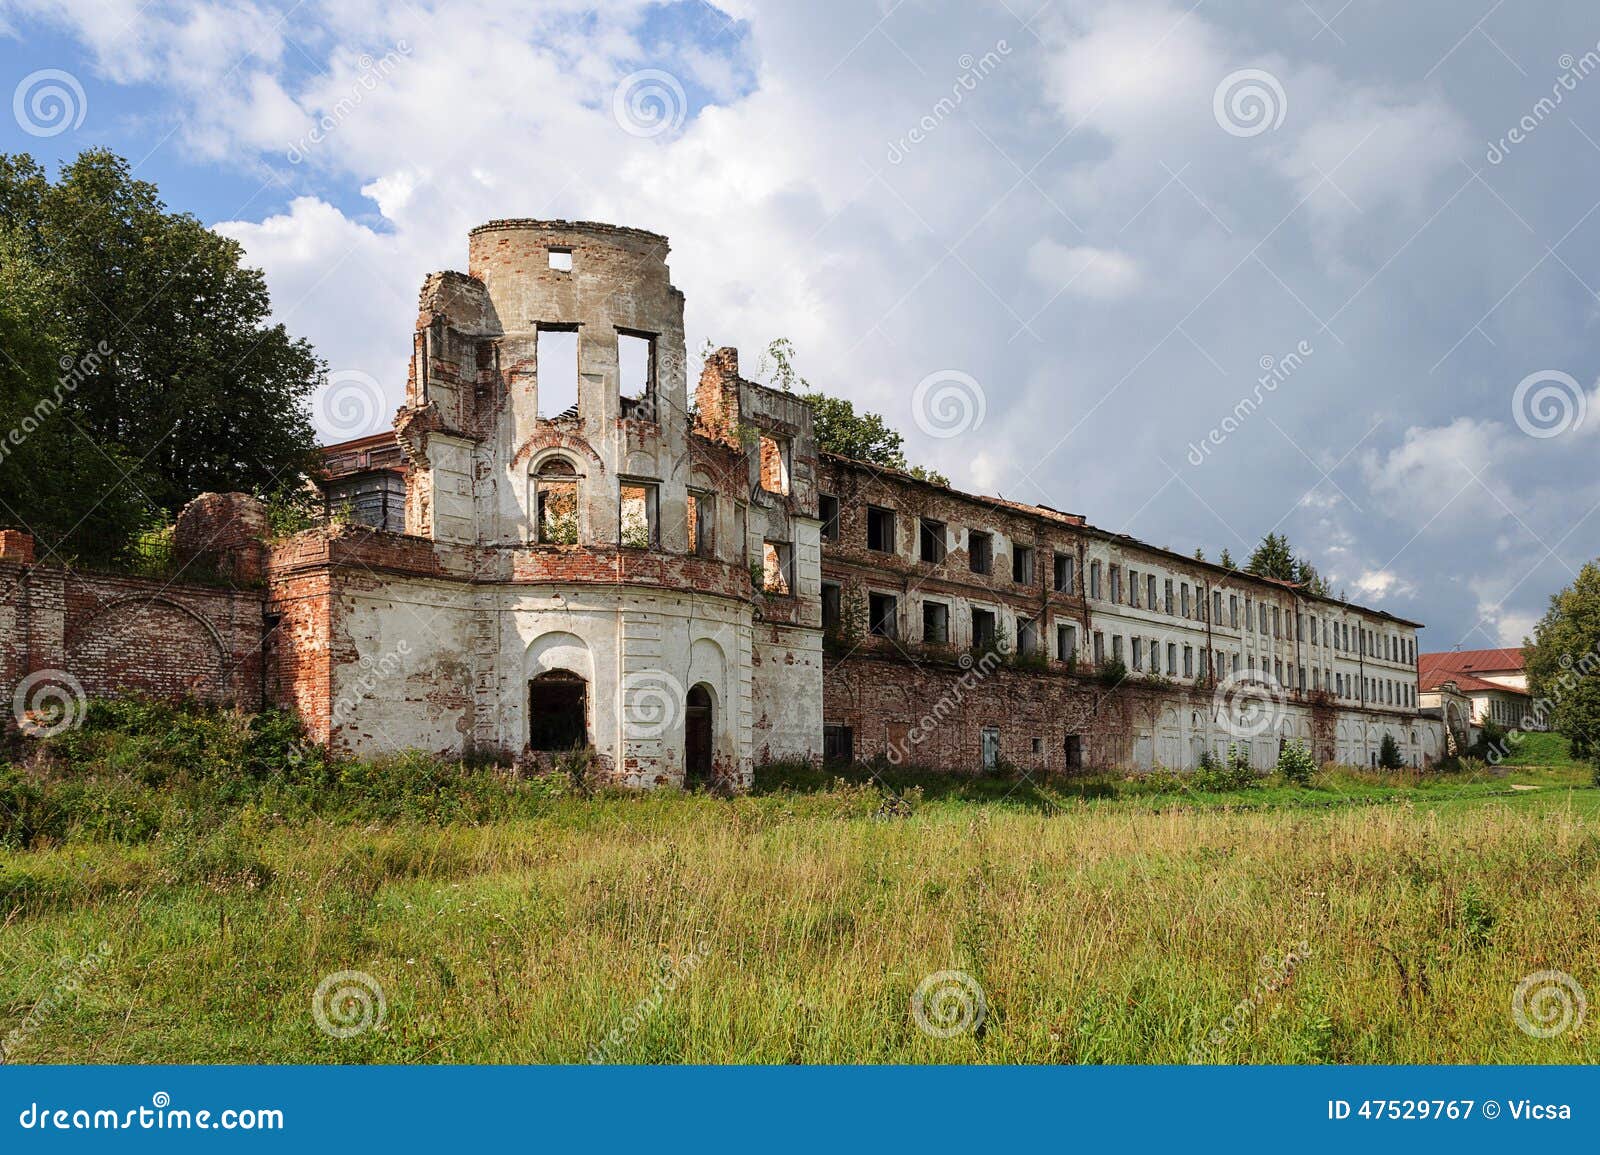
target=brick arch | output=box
[66,595,229,701]
[511,430,605,473]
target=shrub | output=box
[1378,734,1404,770]
[1095,658,1127,685]
[1191,745,1259,792]
[1277,740,1316,785]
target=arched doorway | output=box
[529,670,587,751]
[684,683,713,788]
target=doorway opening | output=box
[685,683,713,789]
[529,670,587,751]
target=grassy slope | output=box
[4,767,1599,1064]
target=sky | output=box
[3,0,1600,652]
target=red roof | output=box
[1419,648,1525,676]
[1418,651,1528,696]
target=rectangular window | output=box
[972,608,997,651]
[1013,545,1035,586]
[1148,574,1158,609]
[819,494,840,542]
[1181,584,1191,618]
[617,330,657,421]
[969,531,994,575]
[1093,632,1105,665]
[1132,637,1144,670]
[687,489,714,557]
[821,582,842,635]
[1057,623,1078,662]
[1164,578,1174,615]
[922,601,950,646]
[619,481,657,549]
[1183,646,1194,678]
[1109,564,1122,603]
[1053,551,1073,592]
[1229,595,1239,628]
[536,325,579,420]
[762,540,793,595]
[1090,560,1103,599]
[1167,643,1177,676]
[1111,634,1123,664]
[1064,734,1083,769]
[1019,618,1039,657]
[867,507,896,553]
[920,518,947,564]
[548,246,573,272]
[869,592,898,638]
[759,434,791,495]
[1272,606,1282,638]
[1213,590,1223,623]
[982,727,1001,771]
[823,724,853,764]
[535,471,579,545]
[1129,569,1140,608]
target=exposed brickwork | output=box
[173,492,270,584]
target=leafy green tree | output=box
[0,229,145,560]
[0,150,322,518]
[1219,547,1235,570]
[758,338,950,486]
[1193,547,1206,562]
[1378,733,1404,770]
[1524,560,1600,770]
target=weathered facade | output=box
[2,219,1443,780]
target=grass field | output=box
[4,718,1599,1064]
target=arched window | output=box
[533,457,579,544]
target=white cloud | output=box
[1026,240,1142,299]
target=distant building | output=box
[1418,648,1545,731]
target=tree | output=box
[0,228,146,560]
[757,338,950,486]
[1193,547,1206,562]
[1378,733,1404,771]
[1246,533,1330,596]
[1524,560,1600,770]
[1219,547,1235,570]
[0,150,322,520]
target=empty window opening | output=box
[618,330,657,421]
[687,490,714,557]
[819,494,840,541]
[762,540,793,595]
[1058,623,1078,662]
[920,518,947,563]
[619,481,657,549]
[972,608,996,651]
[923,601,950,645]
[1019,618,1039,657]
[536,326,579,420]
[548,247,573,272]
[969,531,994,574]
[529,670,587,751]
[867,506,896,553]
[1013,545,1035,586]
[1053,552,1073,592]
[1109,565,1122,603]
[759,433,791,494]
[823,724,854,764]
[534,457,579,545]
[869,592,898,638]
[1090,561,1103,599]
[1064,734,1083,769]
[821,582,842,635]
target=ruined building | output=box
[1,220,1443,782]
